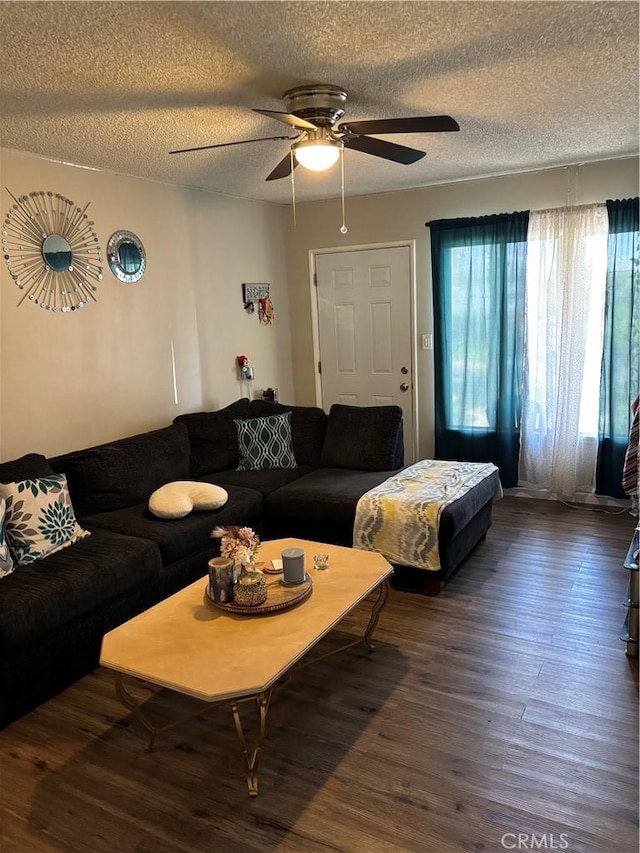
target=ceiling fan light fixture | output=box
[293,138,341,172]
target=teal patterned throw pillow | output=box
[0,497,15,578]
[0,473,90,567]
[234,412,297,471]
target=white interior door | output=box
[315,245,415,463]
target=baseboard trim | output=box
[504,486,633,513]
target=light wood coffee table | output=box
[100,538,392,795]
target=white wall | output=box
[2,151,636,464]
[0,149,294,460]
[287,158,639,459]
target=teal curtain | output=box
[596,198,639,498]
[429,212,529,487]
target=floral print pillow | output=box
[0,474,90,567]
[0,497,15,577]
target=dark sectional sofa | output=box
[0,399,498,727]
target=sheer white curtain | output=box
[519,203,609,499]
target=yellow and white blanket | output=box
[353,459,502,571]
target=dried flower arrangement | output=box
[211,525,260,567]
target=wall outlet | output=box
[421,333,433,350]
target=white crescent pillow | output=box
[148,481,229,519]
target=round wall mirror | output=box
[42,234,73,271]
[107,230,146,284]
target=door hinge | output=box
[313,272,318,287]
[318,360,322,374]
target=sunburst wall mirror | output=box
[2,189,103,312]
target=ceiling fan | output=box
[169,84,460,181]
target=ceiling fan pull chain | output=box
[340,146,348,235]
[290,149,297,228]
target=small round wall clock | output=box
[2,189,103,312]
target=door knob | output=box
[401,366,409,375]
[400,382,409,392]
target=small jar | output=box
[233,570,267,606]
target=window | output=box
[429,199,639,499]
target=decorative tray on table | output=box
[205,573,312,615]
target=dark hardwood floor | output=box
[1,497,638,853]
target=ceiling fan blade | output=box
[169,135,296,155]
[266,152,298,182]
[343,135,425,165]
[253,109,318,130]
[339,116,460,135]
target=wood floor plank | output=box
[0,497,637,853]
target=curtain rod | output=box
[425,211,528,227]
[426,201,637,228]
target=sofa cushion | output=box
[265,467,401,527]
[148,481,229,519]
[249,401,328,467]
[49,423,191,516]
[83,483,263,566]
[174,398,252,476]
[235,412,297,471]
[0,454,57,574]
[0,453,53,483]
[202,466,311,497]
[319,404,404,471]
[0,498,15,578]
[0,474,90,567]
[0,526,161,652]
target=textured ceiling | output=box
[1,1,638,204]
